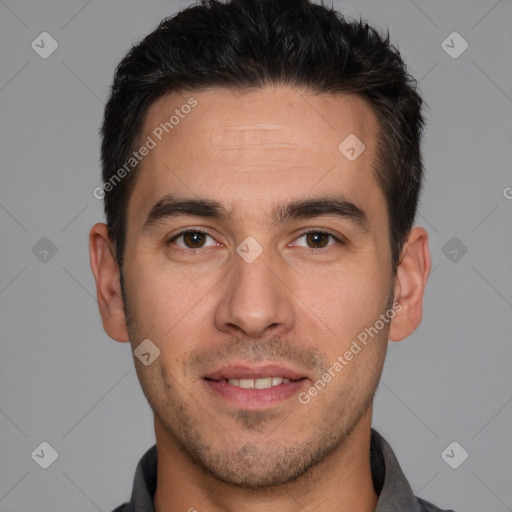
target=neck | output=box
[153,408,378,512]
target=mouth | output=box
[203,364,309,409]
[211,376,295,389]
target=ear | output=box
[388,226,431,342]
[89,223,130,342]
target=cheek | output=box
[125,257,218,341]
[296,259,391,340]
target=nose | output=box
[214,248,295,338]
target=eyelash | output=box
[166,228,345,253]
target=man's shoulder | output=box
[417,496,456,512]
[111,504,129,512]
[370,429,456,512]
[109,494,457,512]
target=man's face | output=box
[121,86,395,487]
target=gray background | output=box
[1,0,511,510]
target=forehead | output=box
[128,85,384,227]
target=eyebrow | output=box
[142,193,369,233]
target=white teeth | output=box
[239,378,254,389]
[255,377,272,389]
[227,377,291,389]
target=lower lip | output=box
[204,379,309,409]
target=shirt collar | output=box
[371,429,423,512]
[118,428,426,512]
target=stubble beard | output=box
[121,272,391,489]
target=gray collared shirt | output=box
[112,428,455,512]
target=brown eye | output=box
[304,232,331,248]
[298,231,342,249]
[182,232,207,248]
[169,230,216,249]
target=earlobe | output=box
[388,226,431,342]
[89,223,130,342]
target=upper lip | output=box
[204,364,307,381]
